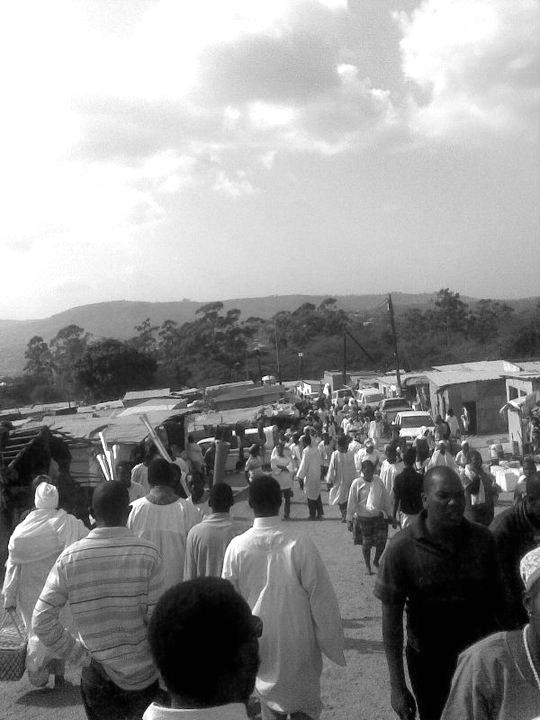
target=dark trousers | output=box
[282,489,293,518]
[307,495,323,519]
[81,660,159,720]
[406,645,457,720]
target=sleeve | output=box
[32,559,83,662]
[146,551,164,619]
[2,559,21,608]
[221,541,240,594]
[440,647,491,720]
[296,538,346,666]
[297,450,307,480]
[373,539,408,605]
[270,450,281,475]
[381,484,393,519]
[346,480,358,522]
[326,452,336,485]
[184,529,197,581]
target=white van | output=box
[331,388,353,407]
[356,388,384,409]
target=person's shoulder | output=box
[457,631,510,669]
[490,505,518,533]
[385,525,415,555]
[129,496,148,509]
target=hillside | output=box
[0,293,537,376]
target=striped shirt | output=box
[32,526,163,691]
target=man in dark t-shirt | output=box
[374,466,503,720]
[393,447,423,528]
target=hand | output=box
[391,686,416,720]
[347,521,353,532]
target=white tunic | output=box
[326,450,356,506]
[128,497,201,591]
[222,517,345,718]
[296,446,322,500]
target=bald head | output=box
[423,466,463,495]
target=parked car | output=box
[356,388,384,409]
[378,397,412,424]
[393,411,435,444]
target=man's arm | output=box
[381,601,416,720]
[146,552,164,619]
[2,559,20,610]
[32,560,88,665]
[440,648,489,720]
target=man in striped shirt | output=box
[32,480,163,720]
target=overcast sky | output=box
[1,0,539,319]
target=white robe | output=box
[427,450,458,472]
[222,517,345,718]
[296,446,322,500]
[128,497,201,591]
[379,460,403,499]
[326,450,356,506]
[2,508,88,671]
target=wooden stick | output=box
[97,453,111,481]
[99,432,116,480]
[140,414,172,462]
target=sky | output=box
[1,0,539,319]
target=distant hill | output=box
[0,293,537,376]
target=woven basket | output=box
[0,611,27,681]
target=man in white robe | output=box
[379,445,403,500]
[296,433,323,520]
[128,459,200,592]
[222,475,345,720]
[427,441,458,472]
[184,484,244,579]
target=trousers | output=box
[406,645,457,720]
[307,495,323,519]
[80,659,159,720]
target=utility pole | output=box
[297,352,304,380]
[387,293,403,396]
[342,333,347,386]
[274,321,282,384]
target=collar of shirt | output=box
[143,702,248,720]
[253,516,282,529]
[86,526,134,540]
[202,513,231,524]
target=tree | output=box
[132,318,158,356]
[24,336,53,382]
[50,324,91,397]
[467,299,514,344]
[75,339,157,401]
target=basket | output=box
[0,610,27,681]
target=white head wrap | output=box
[35,482,59,510]
[521,548,540,593]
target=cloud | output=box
[396,0,540,138]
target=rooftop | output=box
[424,370,507,388]
[123,388,171,401]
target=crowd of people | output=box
[1,388,540,720]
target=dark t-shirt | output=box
[374,512,502,656]
[393,467,424,515]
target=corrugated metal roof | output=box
[123,388,171,401]
[432,360,520,373]
[117,399,189,416]
[424,370,506,387]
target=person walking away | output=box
[184,484,245,579]
[270,439,293,520]
[490,471,540,629]
[368,412,384,446]
[2,479,88,686]
[445,409,461,454]
[393,448,424,529]
[346,460,394,575]
[128,458,201,592]
[326,436,356,522]
[433,415,451,445]
[296,433,323,520]
[222,475,345,720]
[116,462,145,504]
[32,481,163,720]
[374,467,503,720]
[460,450,500,526]
[441,545,540,719]
[245,444,264,484]
[288,432,303,490]
[144,577,261,720]
[318,433,333,484]
[186,434,205,475]
[427,441,458,471]
[131,446,158,496]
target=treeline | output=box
[1,290,538,406]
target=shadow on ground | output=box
[15,681,81,708]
